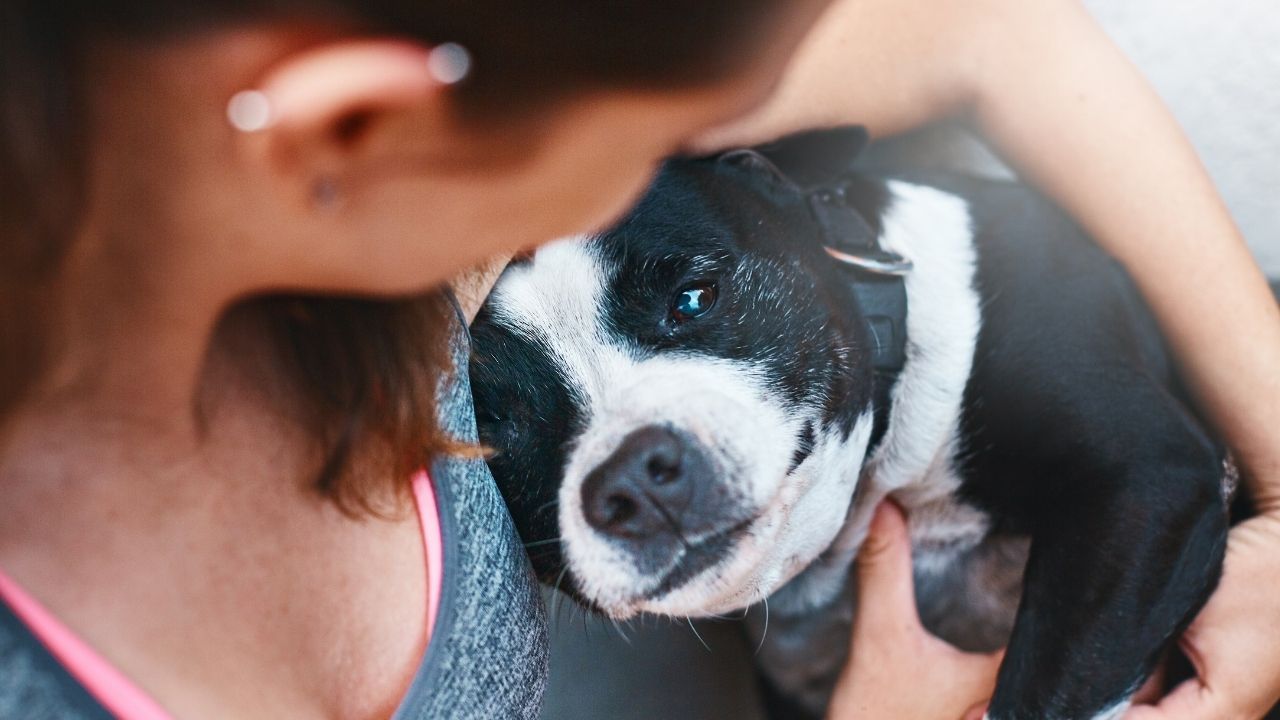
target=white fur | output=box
[559,353,803,616]
[772,181,988,613]
[865,182,983,500]
[645,412,873,617]
[491,182,987,618]
[1091,700,1133,720]
[489,236,631,393]
[490,236,877,618]
[859,183,986,554]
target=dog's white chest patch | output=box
[869,181,983,496]
[490,236,853,616]
[873,182,990,569]
[773,181,989,612]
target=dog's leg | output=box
[977,406,1229,720]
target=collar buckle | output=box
[807,185,913,277]
[823,246,914,276]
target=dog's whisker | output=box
[535,499,560,515]
[523,537,563,548]
[550,566,570,626]
[754,597,770,657]
[609,617,633,645]
[700,608,733,621]
[687,618,712,653]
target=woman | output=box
[0,2,1276,720]
[0,2,826,717]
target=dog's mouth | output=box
[641,515,756,603]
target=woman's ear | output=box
[228,39,469,190]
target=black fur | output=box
[469,312,586,574]
[596,156,876,432]
[469,128,1249,718]
[945,174,1229,717]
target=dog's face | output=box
[470,139,879,618]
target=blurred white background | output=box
[864,1,1279,275]
[1085,0,1280,275]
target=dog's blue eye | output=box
[672,284,717,322]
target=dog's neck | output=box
[769,179,988,615]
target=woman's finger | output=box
[1123,679,1214,720]
[832,500,1007,720]
[962,700,991,720]
[853,501,920,633]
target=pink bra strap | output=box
[412,470,444,641]
[0,569,173,720]
[0,471,444,717]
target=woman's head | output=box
[0,0,829,508]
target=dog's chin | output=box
[592,565,774,621]
[565,424,870,619]
[614,553,815,620]
[586,517,830,620]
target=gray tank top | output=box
[0,312,550,719]
[395,312,550,719]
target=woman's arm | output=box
[700,0,1280,499]
[700,1,1280,717]
[960,0,1280,507]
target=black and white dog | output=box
[469,128,1235,720]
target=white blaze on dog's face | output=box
[470,154,879,618]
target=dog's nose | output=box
[580,426,706,540]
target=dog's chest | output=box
[892,450,1024,652]
[768,179,995,614]
[896,458,990,564]
[862,179,992,568]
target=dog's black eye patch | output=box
[671,283,718,323]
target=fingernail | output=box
[871,499,904,533]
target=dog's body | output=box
[469,129,1231,719]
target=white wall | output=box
[862,1,1279,277]
[1084,0,1279,275]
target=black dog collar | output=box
[805,182,911,446]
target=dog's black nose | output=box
[581,426,708,540]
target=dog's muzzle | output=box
[580,425,747,577]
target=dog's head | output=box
[470,128,883,618]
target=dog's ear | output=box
[754,126,870,189]
[717,148,792,186]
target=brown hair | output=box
[1,0,790,511]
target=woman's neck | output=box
[0,295,426,720]
[0,294,307,559]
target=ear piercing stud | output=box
[226,42,471,133]
[227,89,274,133]
[427,43,472,85]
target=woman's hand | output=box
[1127,511,1280,720]
[828,502,1004,720]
